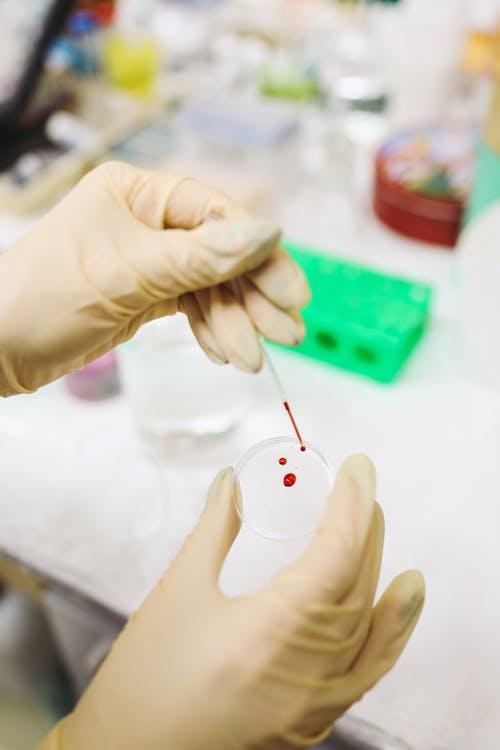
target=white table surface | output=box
[1,196,499,750]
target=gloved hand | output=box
[0,161,309,396]
[37,455,424,750]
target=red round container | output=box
[91,2,115,26]
[373,126,476,248]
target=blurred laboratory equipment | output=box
[278,241,433,383]
[458,42,500,386]
[45,111,104,153]
[319,1,390,118]
[66,7,101,78]
[0,590,67,746]
[0,0,163,214]
[41,587,121,695]
[374,0,467,125]
[325,714,414,750]
[65,351,120,401]
[260,44,320,102]
[458,202,500,388]
[152,0,218,69]
[102,0,162,96]
[0,0,75,172]
[373,125,476,247]
[118,315,260,447]
[464,0,500,36]
[464,31,500,224]
[180,96,299,149]
[175,95,302,218]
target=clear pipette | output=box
[262,344,306,450]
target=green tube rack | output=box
[277,240,433,384]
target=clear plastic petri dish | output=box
[235,437,334,541]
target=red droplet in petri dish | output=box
[300,446,306,452]
[283,472,296,487]
[279,457,287,465]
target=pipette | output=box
[262,344,306,451]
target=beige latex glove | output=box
[0,161,309,396]
[37,455,424,750]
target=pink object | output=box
[65,351,120,401]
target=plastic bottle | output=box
[102,0,161,96]
[458,59,500,387]
[65,351,120,400]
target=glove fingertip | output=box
[195,218,281,260]
[374,570,425,636]
[207,467,235,505]
[342,454,376,500]
[396,570,426,628]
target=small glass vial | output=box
[65,351,120,401]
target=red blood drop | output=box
[283,472,296,487]
[279,457,287,465]
[300,446,306,452]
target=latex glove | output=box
[37,455,424,750]
[0,161,309,396]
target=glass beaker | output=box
[118,316,259,448]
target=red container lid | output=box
[91,2,115,26]
[373,126,476,248]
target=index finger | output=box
[277,454,377,604]
[247,244,311,310]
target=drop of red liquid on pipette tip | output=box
[283,400,306,451]
[279,457,287,465]
[283,472,296,487]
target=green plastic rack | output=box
[277,240,433,384]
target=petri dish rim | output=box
[234,436,334,541]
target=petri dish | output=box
[235,437,334,541]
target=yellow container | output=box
[103,33,160,96]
